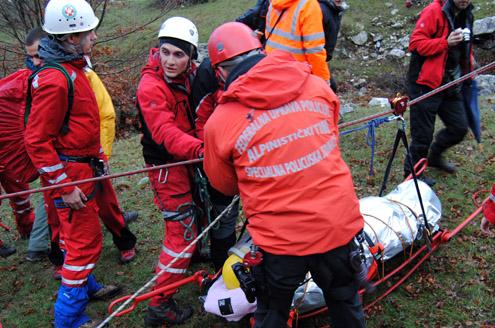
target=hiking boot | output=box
[427,155,457,174]
[0,245,16,258]
[26,250,48,262]
[144,299,193,327]
[90,284,122,301]
[123,211,139,225]
[120,247,136,264]
[418,174,436,187]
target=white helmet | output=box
[157,17,198,48]
[43,0,99,35]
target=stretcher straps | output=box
[96,195,240,328]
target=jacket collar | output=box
[38,36,84,64]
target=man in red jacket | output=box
[481,184,495,236]
[204,22,366,328]
[405,0,474,184]
[136,16,203,327]
[25,1,120,327]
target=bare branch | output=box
[96,0,109,32]
[96,2,176,44]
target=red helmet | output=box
[208,22,262,66]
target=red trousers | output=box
[47,168,134,252]
[0,173,34,237]
[44,162,102,287]
[97,178,125,236]
[147,165,197,306]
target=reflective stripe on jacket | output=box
[265,0,330,81]
[84,68,116,158]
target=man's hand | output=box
[61,187,87,210]
[480,216,494,236]
[447,29,463,47]
[254,29,264,40]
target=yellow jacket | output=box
[84,68,116,158]
[265,0,330,81]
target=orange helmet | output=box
[208,22,262,66]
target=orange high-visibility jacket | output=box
[265,0,330,81]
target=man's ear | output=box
[66,34,80,45]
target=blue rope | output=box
[340,116,392,176]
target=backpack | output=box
[0,63,73,183]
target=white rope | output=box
[97,195,240,328]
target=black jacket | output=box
[235,0,269,35]
[319,0,344,61]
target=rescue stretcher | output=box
[107,160,488,327]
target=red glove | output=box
[483,184,495,225]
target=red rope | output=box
[0,158,203,201]
[338,61,495,130]
[1,62,493,202]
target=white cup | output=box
[462,28,470,41]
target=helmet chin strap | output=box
[84,55,93,69]
[214,68,226,85]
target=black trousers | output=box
[405,83,468,174]
[253,243,366,328]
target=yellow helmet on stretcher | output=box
[222,254,243,289]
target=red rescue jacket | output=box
[137,48,202,164]
[25,59,101,196]
[204,51,363,255]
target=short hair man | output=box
[204,22,366,328]
[25,27,47,70]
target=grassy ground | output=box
[1,97,494,327]
[1,0,495,327]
